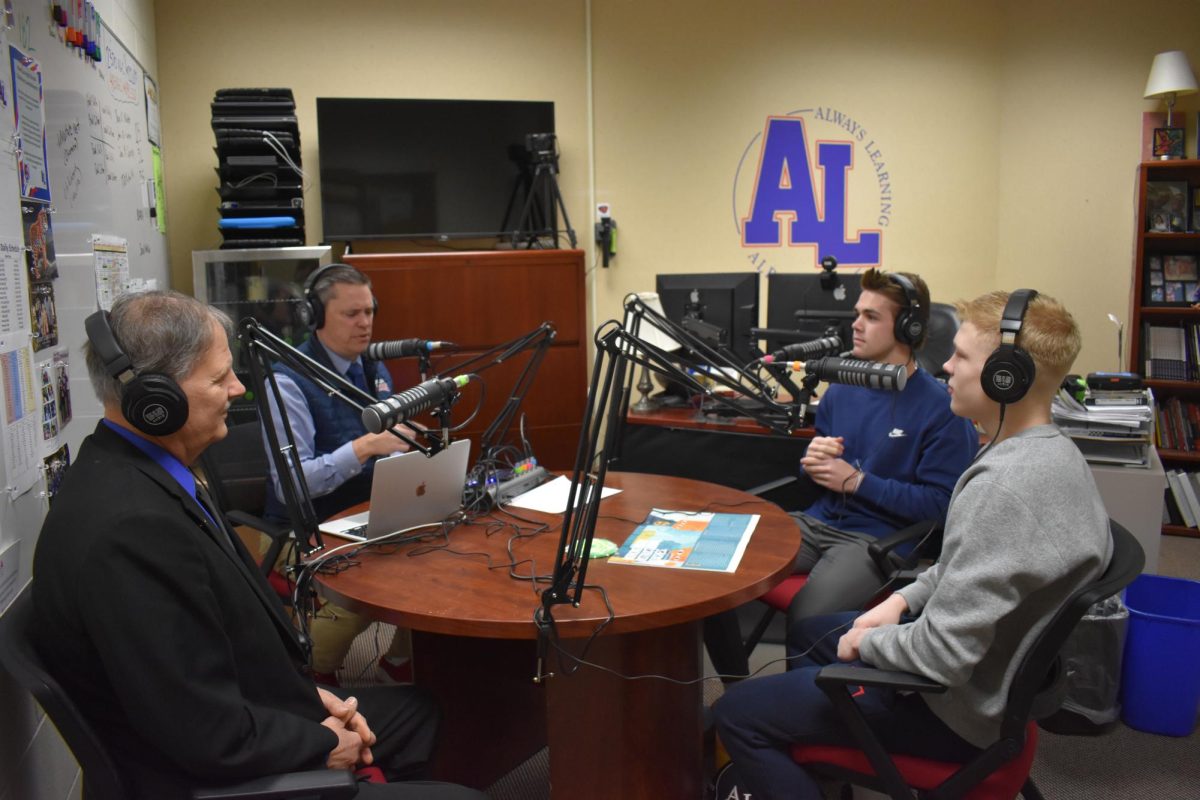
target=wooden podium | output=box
[345,249,587,469]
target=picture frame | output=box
[1163,253,1199,281]
[1153,127,1185,159]
[1147,254,1199,306]
[1146,181,1189,232]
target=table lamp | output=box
[1144,50,1198,159]
[625,291,682,412]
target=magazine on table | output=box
[608,508,759,573]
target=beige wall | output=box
[156,0,1200,375]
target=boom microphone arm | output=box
[537,316,806,664]
[238,320,439,555]
[621,294,800,433]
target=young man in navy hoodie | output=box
[783,268,978,628]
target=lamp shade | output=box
[1144,50,1199,99]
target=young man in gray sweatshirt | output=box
[714,289,1112,800]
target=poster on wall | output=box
[29,281,57,352]
[52,348,70,429]
[0,237,30,351]
[43,442,69,503]
[1,343,41,495]
[39,360,57,444]
[22,202,57,281]
[9,45,51,203]
[144,73,160,146]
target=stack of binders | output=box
[1051,387,1155,468]
[211,88,304,249]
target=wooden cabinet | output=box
[345,249,587,470]
[1129,160,1200,538]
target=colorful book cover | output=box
[608,508,760,573]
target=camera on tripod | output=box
[524,132,558,165]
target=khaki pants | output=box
[260,535,411,674]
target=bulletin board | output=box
[0,2,167,611]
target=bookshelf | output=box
[1130,160,1200,539]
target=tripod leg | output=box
[547,169,577,248]
[514,165,548,248]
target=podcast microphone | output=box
[365,339,456,360]
[761,334,842,364]
[806,357,907,391]
[773,357,908,392]
[361,375,470,433]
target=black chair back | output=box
[199,418,270,516]
[930,519,1145,799]
[1002,519,1145,735]
[0,588,128,800]
[915,302,959,379]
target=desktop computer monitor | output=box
[765,271,862,354]
[654,272,760,362]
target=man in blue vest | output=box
[263,263,417,685]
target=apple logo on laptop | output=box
[415,482,427,497]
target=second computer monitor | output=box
[765,272,863,354]
[654,272,759,362]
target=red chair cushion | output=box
[355,766,387,783]
[762,575,809,611]
[267,568,293,600]
[792,721,1038,800]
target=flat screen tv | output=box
[655,272,760,363]
[316,98,555,241]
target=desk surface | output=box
[627,404,816,438]
[317,471,800,638]
[315,472,800,798]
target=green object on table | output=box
[590,538,618,558]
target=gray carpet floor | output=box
[340,534,1200,799]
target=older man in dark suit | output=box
[31,290,483,800]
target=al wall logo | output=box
[734,108,892,272]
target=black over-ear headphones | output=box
[888,272,925,347]
[302,263,378,330]
[981,288,1039,404]
[85,310,189,436]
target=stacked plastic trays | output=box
[211,88,305,249]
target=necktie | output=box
[347,361,367,392]
[192,478,238,555]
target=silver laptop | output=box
[318,439,470,541]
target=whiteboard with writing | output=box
[0,2,166,608]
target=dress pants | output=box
[713,611,980,800]
[326,684,488,799]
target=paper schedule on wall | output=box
[0,237,30,351]
[9,46,50,203]
[92,234,128,310]
[0,343,41,495]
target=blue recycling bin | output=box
[1119,574,1200,736]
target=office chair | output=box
[198,418,295,595]
[742,518,942,657]
[0,587,359,800]
[915,302,959,380]
[790,519,1144,800]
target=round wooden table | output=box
[317,472,800,799]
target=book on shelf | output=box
[1156,396,1200,451]
[1145,181,1189,233]
[1166,472,1195,527]
[1164,486,1185,526]
[1143,323,1192,381]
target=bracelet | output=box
[852,469,865,493]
